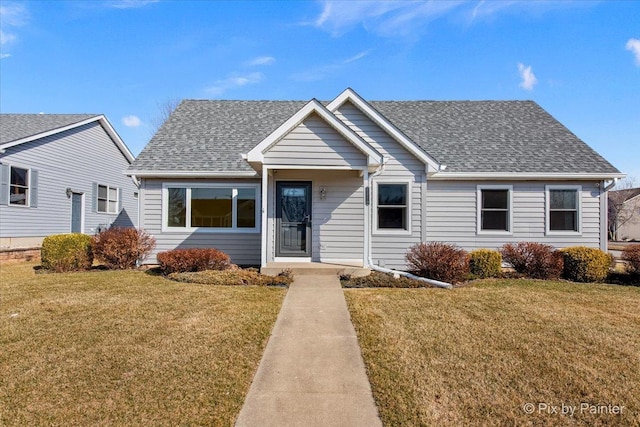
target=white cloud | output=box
[0,2,28,48]
[343,49,371,64]
[122,115,142,127]
[626,38,640,66]
[205,72,264,96]
[106,0,159,9]
[311,0,593,38]
[0,29,15,45]
[291,50,371,82]
[247,56,275,66]
[0,53,11,59]
[517,63,538,91]
[311,0,451,37]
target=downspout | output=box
[131,174,141,230]
[604,178,618,192]
[601,178,618,250]
[365,158,453,289]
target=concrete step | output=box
[261,262,370,277]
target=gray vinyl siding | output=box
[268,170,364,264]
[426,180,603,250]
[140,178,262,265]
[335,102,424,270]
[263,113,367,168]
[0,122,138,243]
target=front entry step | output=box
[261,262,370,277]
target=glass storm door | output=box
[276,182,311,257]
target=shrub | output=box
[562,247,612,283]
[168,269,293,287]
[469,249,502,279]
[157,248,232,275]
[341,271,436,288]
[92,227,156,269]
[405,242,469,284]
[500,242,563,280]
[41,234,93,272]
[622,245,640,275]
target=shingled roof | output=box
[0,114,97,145]
[129,98,620,175]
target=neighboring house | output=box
[0,114,138,249]
[609,188,640,241]
[128,88,623,269]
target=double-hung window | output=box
[478,185,512,233]
[546,186,581,233]
[9,166,29,206]
[164,184,259,232]
[375,182,410,233]
[97,184,119,214]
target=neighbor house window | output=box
[97,185,119,214]
[478,185,512,233]
[164,184,259,232]
[375,182,410,232]
[547,186,580,233]
[9,166,29,206]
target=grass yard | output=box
[345,279,640,426]
[0,262,285,426]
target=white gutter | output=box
[365,159,453,289]
[125,171,259,178]
[429,172,626,181]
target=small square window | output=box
[97,184,118,214]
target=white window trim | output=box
[8,164,30,208]
[477,185,513,235]
[97,184,119,214]
[162,182,261,233]
[545,185,582,235]
[372,179,412,236]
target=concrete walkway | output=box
[235,274,382,427]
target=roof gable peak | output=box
[327,88,440,172]
[246,98,382,170]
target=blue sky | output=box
[1,0,638,177]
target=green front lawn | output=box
[0,262,285,426]
[346,279,640,426]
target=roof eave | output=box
[126,170,260,178]
[428,172,626,181]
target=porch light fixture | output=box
[320,186,327,200]
[66,187,73,198]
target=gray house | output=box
[128,88,623,269]
[0,114,138,249]
[609,188,640,241]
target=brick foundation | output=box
[0,247,41,263]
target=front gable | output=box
[246,99,382,172]
[263,112,368,168]
[327,88,441,174]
